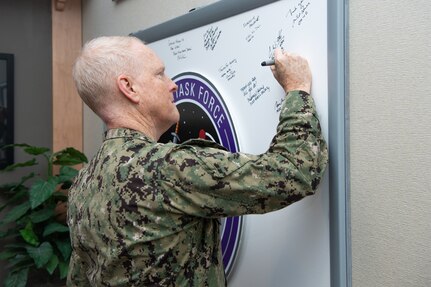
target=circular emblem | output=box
[159,72,242,277]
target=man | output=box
[68,36,328,286]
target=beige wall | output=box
[349,0,431,286]
[82,0,431,286]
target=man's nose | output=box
[169,79,178,92]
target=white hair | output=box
[72,36,145,115]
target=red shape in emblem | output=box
[199,129,206,139]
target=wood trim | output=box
[55,0,67,11]
[52,0,83,153]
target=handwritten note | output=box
[275,98,284,113]
[240,77,270,106]
[287,0,311,28]
[268,29,286,59]
[243,15,261,43]
[203,26,222,51]
[168,38,192,60]
[218,58,238,81]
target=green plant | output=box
[0,144,87,287]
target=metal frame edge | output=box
[131,0,279,42]
[328,0,351,286]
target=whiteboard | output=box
[133,0,349,286]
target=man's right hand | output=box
[270,48,312,94]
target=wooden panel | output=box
[52,0,82,152]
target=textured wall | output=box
[349,0,431,286]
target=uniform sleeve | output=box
[158,90,328,217]
[67,252,91,287]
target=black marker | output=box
[261,59,275,66]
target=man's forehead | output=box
[143,47,165,69]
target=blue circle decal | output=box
[159,72,243,277]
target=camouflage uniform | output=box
[67,90,328,287]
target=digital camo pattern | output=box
[67,90,328,287]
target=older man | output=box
[67,36,327,286]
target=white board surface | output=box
[145,1,330,286]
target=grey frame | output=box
[132,0,350,286]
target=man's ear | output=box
[117,75,140,104]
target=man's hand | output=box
[270,48,311,94]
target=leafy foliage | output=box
[0,144,87,287]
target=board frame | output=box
[132,0,351,286]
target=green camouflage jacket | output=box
[67,90,328,286]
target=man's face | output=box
[135,46,179,134]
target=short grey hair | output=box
[72,36,145,114]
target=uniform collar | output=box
[104,128,155,143]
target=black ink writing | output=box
[240,77,270,106]
[243,15,261,43]
[203,26,222,51]
[168,38,192,60]
[268,30,286,59]
[275,98,285,113]
[218,58,238,81]
[287,0,311,29]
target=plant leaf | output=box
[0,172,33,196]
[0,189,28,212]
[57,165,79,183]
[0,250,17,260]
[4,243,28,250]
[43,222,69,237]
[29,205,55,223]
[0,201,31,224]
[25,242,53,268]
[19,221,40,246]
[0,229,8,238]
[1,158,37,172]
[45,254,59,275]
[29,177,57,209]
[6,254,32,269]
[58,260,69,279]
[23,146,50,156]
[53,147,88,166]
[0,182,20,193]
[0,228,19,239]
[1,143,30,149]
[19,172,37,184]
[1,143,49,156]
[4,267,29,287]
[54,238,72,260]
